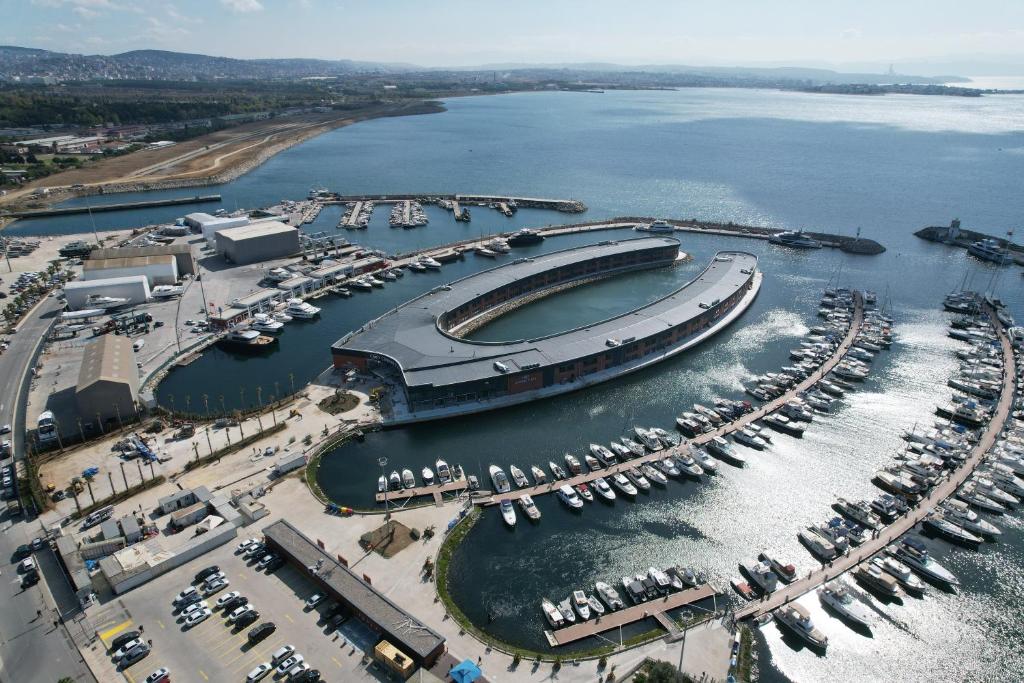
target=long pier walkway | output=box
[475,293,865,506]
[735,304,1016,620]
[345,201,364,227]
[544,584,718,647]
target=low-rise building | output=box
[90,244,197,277]
[273,452,306,477]
[216,221,300,265]
[63,275,151,310]
[170,501,208,529]
[75,335,140,426]
[83,254,179,286]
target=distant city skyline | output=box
[6,0,1024,74]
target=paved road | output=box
[0,298,96,682]
[736,305,1016,620]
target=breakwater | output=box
[2,194,221,218]
[915,224,1024,264]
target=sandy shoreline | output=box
[0,99,445,228]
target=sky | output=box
[4,0,1024,73]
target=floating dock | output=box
[376,477,470,506]
[3,194,222,218]
[544,583,718,647]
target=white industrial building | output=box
[216,221,301,265]
[184,212,251,246]
[64,276,151,310]
[83,254,179,286]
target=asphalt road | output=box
[0,297,96,683]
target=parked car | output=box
[21,570,40,588]
[228,605,256,623]
[222,595,249,613]
[193,565,220,583]
[185,608,212,628]
[304,593,325,610]
[121,644,151,667]
[145,667,170,683]
[295,670,321,683]
[270,645,295,665]
[204,578,229,595]
[257,554,277,569]
[276,654,304,675]
[18,558,36,572]
[236,538,259,554]
[248,622,276,644]
[109,631,141,652]
[172,586,199,605]
[234,609,260,629]
[180,600,209,618]
[113,638,144,660]
[246,663,272,682]
[216,591,242,609]
[265,556,285,573]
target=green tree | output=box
[633,660,692,683]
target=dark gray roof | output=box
[333,238,756,390]
[263,519,445,661]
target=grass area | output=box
[735,624,754,682]
[316,391,360,415]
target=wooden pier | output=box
[544,583,718,647]
[374,477,471,506]
[735,302,1016,621]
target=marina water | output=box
[12,88,1024,681]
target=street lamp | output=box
[379,456,390,522]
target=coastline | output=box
[0,99,447,229]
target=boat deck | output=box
[543,583,718,647]
[734,302,1016,620]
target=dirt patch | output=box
[317,391,360,415]
[359,520,416,559]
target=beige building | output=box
[76,335,140,427]
[90,244,197,277]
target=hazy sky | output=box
[6,0,1024,71]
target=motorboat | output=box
[670,566,700,588]
[673,453,704,478]
[758,552,797,583]
[733,428,767,450]
[624,467,651,491]
[587,594,606,618]
[731,578,756,601]
[763,414,805,437]
[590,443,617,466]
[980,465,1024,497]
[622,576,646,603]
[489,465,511,493]
[609,442,632,461]
[938,499,1001,538]
[408,261,428,272]
[740,559,779,594]
[377,476,385,493]
[508,228,545,247]
[834,498,882,530]
[436,459,452,484]
[272,311,293,323]
[285,298,320,319]
[773,605,829,650]
[499,500,517,527]
[620,437,646,457]
[956,483,1006,514]
[798,527,837,561]
[592,477,616,501]
[549,461,567,480]
[693,404,724,426]
[250,313,284,333]
[692,448,718,475]
[564,454,583,475]
[541,598,564,628]
[817,380,845,397]
[610,473,637,497]
[421,467,435,486]
[640,463,668,486]
[873,470,921,500]
[218,328,278,353]
[971,477,1020,507]
[818,581,874,629]
[475,246,497,258]
[648,567,672,592]
[151,285,184,298]
[584,453,603,471]
[84,294,130,309]
[530,465,547,484]
[509,465,529,488]
[769,229,822,249]
[967,238,1014,265]
[595,581,624,610]
[569,591,591,620]
[574,483,594,502]
[388,471,401,490]
[418,256,442,269]
[923,512,983,548]
[557,599,576,625]
[633,427,663,451]
[655,457,681,478]
[874,556,926,597]
[367,276,385,288]
[518,495,541,521]
[707,436,745,466]
[635,219,675,233]
[350,278,373,291]
[855,562,902,599]
[887,538,959,587]
[333,286,352,297]
[401,469,416,489]
[557,485,584,509]
[870,493,909,521]
[650,427,678,448]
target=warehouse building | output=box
[76,335,140,426]
[83,254,179,286]
[216,221,300,265]
[90,244,197,277]
[64,276,151,310]
[184,212,251,245]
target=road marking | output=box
[97,619,132,646]
[332,656,343,669]
[284,614,294,623]
[198,669,209,681]
[124,671,136,683]
[156,619,165,630]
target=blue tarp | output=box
[450,659,481,683]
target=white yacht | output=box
[558,485,584,509]
[84,294,129,309]
[774,604,828,650]
[265,267,292,282]
[834,498,882,529]
[530,465,547,484]
[875,556,926,596]
[734,428,767,450]
[401,469,415,489]
[421,467,435,487]
[595,581,624,610]
[509,465,529,488]
[740,559,779,594]
[967,238,1013,265]
[635,219,675,233]
[610,473,638,497]
[418,256,442,269]
[887,538,960,587]
[285,298,320,319]
[939,499,1001,538]
[770,229,822,249]
[592,477,616,501]
[572,591,591,620]
[799,527,837,560]
[436,459,452,484]
[518,495,541,521]
[707,436,745,466]
[818,581,873,628]
[489,465,511,494]
[541,598,564,628]
[151,285,184,298]
[272,311,293,323]
[250,313,284,333]
[499,500,517,527]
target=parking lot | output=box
[108,522,394,683]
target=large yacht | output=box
[886,538,960,588]
[967,238,1013,265]
[285,298,321,319]
[250,313,284,333]
[769,229,822,249]
[707,436,745,466]
[518,495,541,521]
[218,328,278,353]
[84,294,129,309]
[151,285,184,299]
[557,484,584,509]
[488,465,511,494]
[773,604,828,650]
[818,581,873,628]
[739,559,778,594]
[508,228,545,246]
[635,219,675,233]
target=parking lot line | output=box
[284,613,294,623]
[123,671,136,683]
[198,669,209,681]
[228,639,285,673]
[96,619,132,648]
[211,629,249,657]
[332,655,343,669]
[156,619,165,630]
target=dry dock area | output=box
[544,583,719,647]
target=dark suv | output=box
[194,565,219,583]
[222,595,248,612]
[247,621,276,644]
[234,609,260,629]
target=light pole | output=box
[379,456,389,522]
